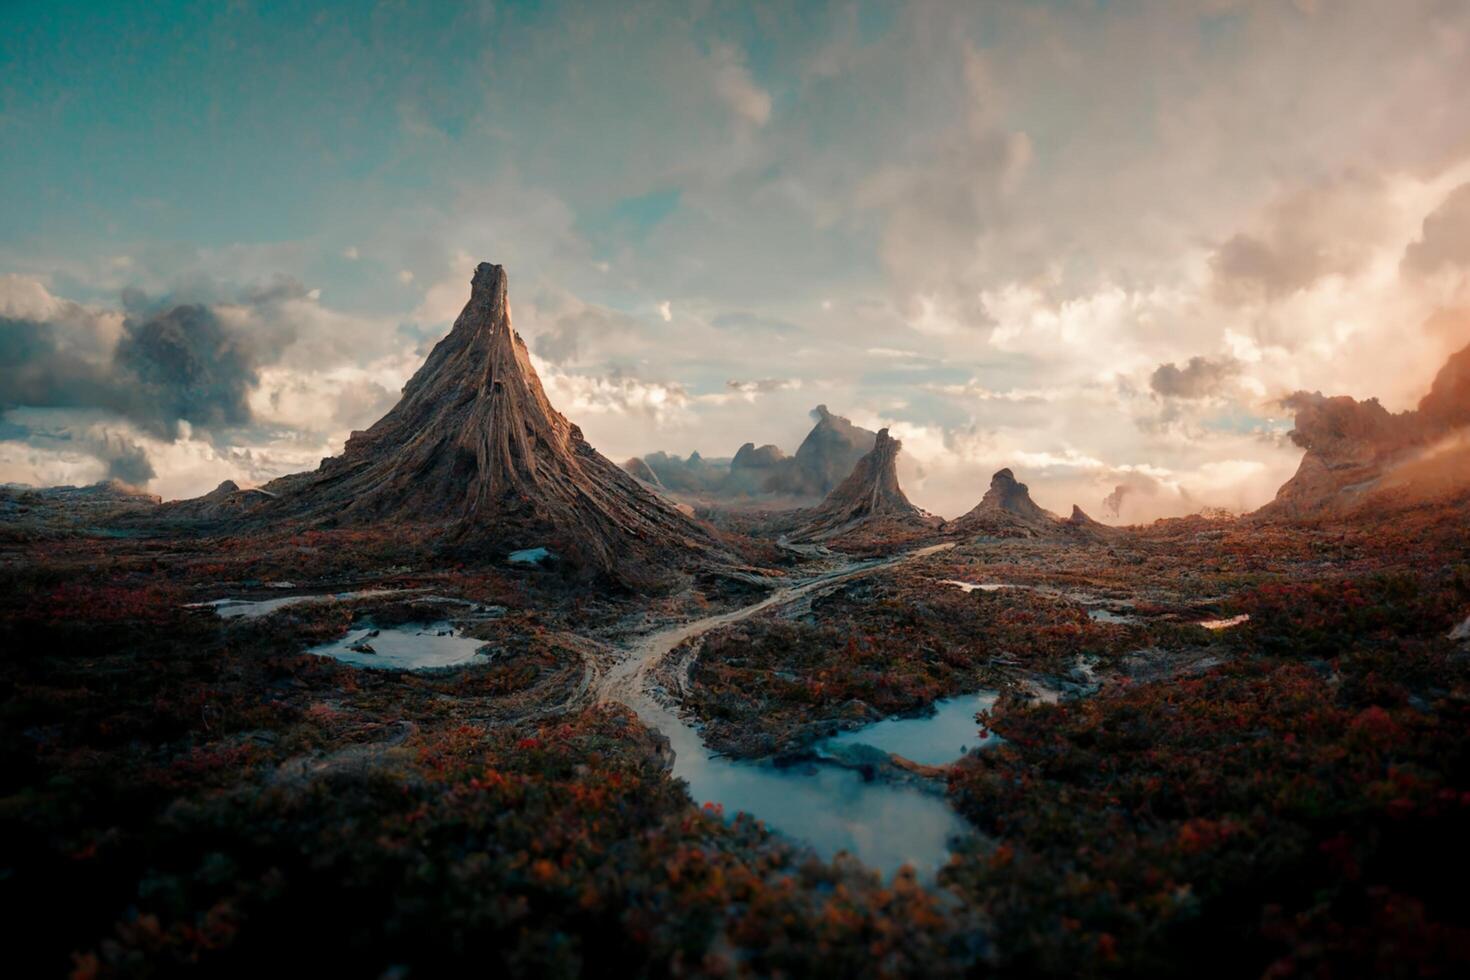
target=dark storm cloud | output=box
[0,418,158,487]
[114,304,258,435]
[0,302,263,440]
[1149,356,1240,400]
[95,432,157,485]
[0,314,112,411]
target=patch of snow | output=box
[307,622,487,671]
[507,547,553,565]
[185,588,411,620]
[941,579,1014,593]
[1198,613,1250,630]
[1087,608,1139,625]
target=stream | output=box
[207,544,993,877]
[597,543,981,878]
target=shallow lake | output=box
[306,622,487,670]
[189,588,410,620]
[644,699,974,878]
[821,690,999,767]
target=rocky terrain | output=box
[944,467,1068,539]
[3,266,1470,978]
[788,428,941,548]
[1261,340,1470,517]
[248,264,728,582]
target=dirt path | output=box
[597,542,954,716]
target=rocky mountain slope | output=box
[790,429,938,543]
[251,263,727,578]
[947,468,1065,538]
[765,405,877,498]
[1260,340,1470,517]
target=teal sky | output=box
[3,1,1469,519]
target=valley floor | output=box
[3,503,1469,977]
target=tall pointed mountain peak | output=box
[792,427,933,543]
[256,261,725,581]
[949,466,1062,537]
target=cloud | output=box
[1402,182,1470,277]
[527,296,651,367]
[1149,356,1241,399]
[0,300,261,441]
[538,364,693,426]
[1209,174,1391,304]
[709,311,801,335]
[726,378,801,396]
[113,304,260,436]
[710,44,771,126]
[95,431,156,485]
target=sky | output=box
[3,0,1470,521]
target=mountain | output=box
[622,457,662,486]
[765,405,877,497]
[1260,341,1470,517]
[0,480,162,540]
[727,442,789,495]
[626,405,876,505]
[948,468,1063,538]
[634,451,730,494]
[624,406,876,504]
[790,429,937,543]
[1064,504,1120,540]
[157,480,275,522]
[256,262,724,578]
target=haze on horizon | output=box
[3,0,1469,522]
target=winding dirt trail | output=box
[597,542,954,717]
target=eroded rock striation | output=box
[157,480,276,522]
[948,468,1063,538]
[765,405,877,498]
[792,429,935,542]
[1261,340,1470,517]
[255,262,725,576]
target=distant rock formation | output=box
[1260,340,1470,517]
[0,480,162,540]
[635,451,730,494]
[1064,504,1120,540]
[625,405,877,504]
[791,429,937,542]
[158,480,275,521]
[622,457,662,486]
[727,442,789,494]
[255,262,725,578]
[765,405,877,498]
[947,468,1063,538]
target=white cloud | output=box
[710,44,772,126]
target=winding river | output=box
[596,543,984,877]
[204,543,992,877]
